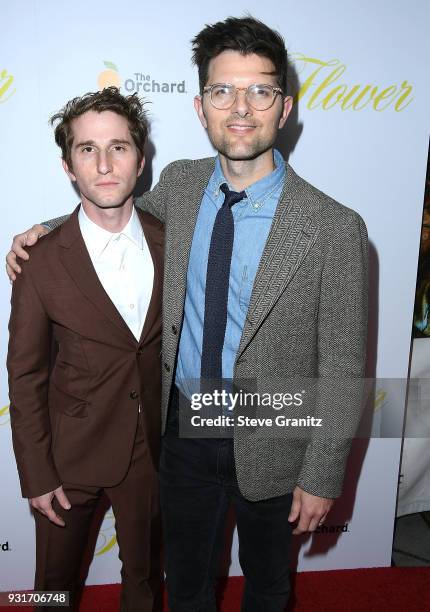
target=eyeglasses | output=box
[202,83,283,111]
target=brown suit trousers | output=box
[35,415,161,611]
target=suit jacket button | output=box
[130,390,139,400]
[172,325,178,335]
[164,362,171,372]
[137,349,143,356]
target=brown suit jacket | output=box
[7,206,164,499]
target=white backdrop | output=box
[1,0,429,590]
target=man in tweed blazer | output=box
[7,16,368,612]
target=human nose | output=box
[230,87,252,117]
[97,150,112,174]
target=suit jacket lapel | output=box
[237,165,320,357]
[58,206,136,344]
[136,208,163,346]
[167,158,216,319]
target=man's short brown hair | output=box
[50,87,148,168]
[192,16,288,95]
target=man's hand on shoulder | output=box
[29,485,71,527]
[6,224,50,281]
[288,485,334,535]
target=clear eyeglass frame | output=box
[202,83,284,111]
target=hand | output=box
[29,485,71,527]
[6,224,49,281]
[288,485,334,535]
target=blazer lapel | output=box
[58,206,136,344]
[136,208,164,346]
[237,165,320,357]
[167,158,216,319]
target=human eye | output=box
[81,145,95,153]
[212,84,232,98]
[253,85,272,98]
[111,141,131,153]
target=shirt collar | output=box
[208,149,286,211]
[78,204,143,260]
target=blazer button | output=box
[137,349,143,356]
[164,362,171,372]
[172,324,178,335]
[130,390,139,400]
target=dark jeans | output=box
[160,386,293,612]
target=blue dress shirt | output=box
[176,149,286,399]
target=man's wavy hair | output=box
[191,16,288,95]
[50,87,148,169]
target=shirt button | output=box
[172,325,178,335]
[130,390,139,400]
[164,362,171,372]
[130,304,135,309]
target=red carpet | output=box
[8,568,430,611]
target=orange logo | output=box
[97,61,121,90]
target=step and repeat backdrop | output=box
[1,0,429,589]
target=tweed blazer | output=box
[46,158,368,501]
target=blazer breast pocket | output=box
[42,282,89,323]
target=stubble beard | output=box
[216,136,273,161]
[206,124,277,163]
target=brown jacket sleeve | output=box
[7,263,61,498]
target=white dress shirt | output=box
[78,205,154,342]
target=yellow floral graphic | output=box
[95,510,117,556]
[0,405,10,426]
[0,68,15,103]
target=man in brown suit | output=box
[7,88,163,611]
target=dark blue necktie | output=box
[201,183,246,384]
